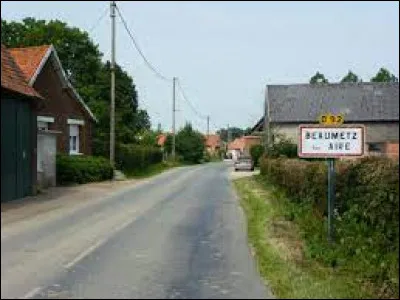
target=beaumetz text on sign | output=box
[299,126,364,158]
[305,130,358,150]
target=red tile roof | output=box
[228,137,245,150]
[205,134,221,148]
[228,136,261,150]
[1,44,42,98]
[8,45,51,81]
[157,134,167,146]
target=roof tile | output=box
[8,45,51,81]
[1,44,42,98]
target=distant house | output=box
[1,45,43,202]
[205,134,221,155]
[252,83,399,158]
[157,133,169,160]
[8,45,97,156]
[227,136,261,160]
[157,134,167,148]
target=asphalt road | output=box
[1,162,272,299]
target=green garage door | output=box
[1,97,33,202]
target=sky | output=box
[1,1,399,133]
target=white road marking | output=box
[21,286,42,299]
[63,216,136,269]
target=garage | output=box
[1,44,41,202]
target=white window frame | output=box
[67,118,85,126]
[37,121,49,131]
[37,116,54,131]
[69,124,80,155]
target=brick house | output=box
[1,45,43,201]
[227,136,261,160]
[8,45,97,155]
[252,83,399,158]
[205,134,221,155]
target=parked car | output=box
[234,156,254,171]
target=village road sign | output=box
[298,125,365,158]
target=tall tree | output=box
[341,70,361,83]
[2,18,151,158]
[1,18,103,89]
[310,71,329,84]
[90,61,143,156]
[371,67,399,83]
[217,127,247,142]
[175,123,205,163]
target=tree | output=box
[164,134,173,155]
[244,127,253,136]
[371,68,399,83]
[310,72,329,84]
[136,130,159,147]
[89,61,144,156]
[250,144,264,167]
[2,18,152,158]
[1,18,103,89]
[217,127,247,142]
[341,70,361,83]
[175,123,205,163]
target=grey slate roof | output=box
[267,82,399,123]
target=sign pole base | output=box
[327,158,335,243]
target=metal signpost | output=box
[298,115,365,243]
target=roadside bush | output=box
[259,156,399,295]
[56,154,114,185]
[250,144,264,166]
[203,151,211,163]
[175,123,205,164]
[266,136,298,158]
[260,158,326,210]
[116,143,163,173]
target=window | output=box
[37,116,54,131]
[368,143,383,152]
[69,124,80,154]
[37,121,48,131]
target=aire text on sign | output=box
[298,125,365,158]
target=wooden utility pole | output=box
[110,0,116,166]
[172,77,176,160]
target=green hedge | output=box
[260,158,327,212]
[56,154,114,185]
[115,144,163,173]
[260,156,399,294]
[250,144,264,166]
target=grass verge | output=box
[234,175,379,299]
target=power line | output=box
[88,6,108,34]
[115,4,171,82]
[176,79,208,120]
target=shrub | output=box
[266,136,298,158]
[175,123,205,164]
[56,154,114,185]
[162,124,205,164]
[260,158,326,209]
[250,144,264,166]
[203,151,211,163]
[260,156,399,294]
[115,143,163,173]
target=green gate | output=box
[1,96,33,202]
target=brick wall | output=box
[385,142,399,159]
[33,59,93,155]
